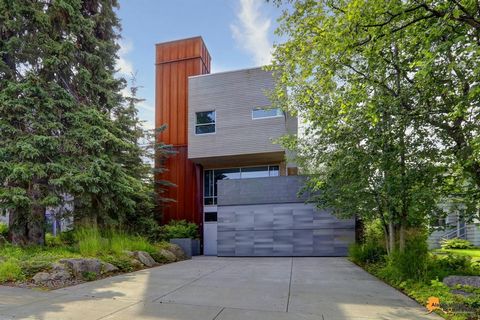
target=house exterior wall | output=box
[187,67,297,163]
[155,37,210,225]
[217,176,355,256]
[466,224,480,246]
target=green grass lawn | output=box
[434,248,480,262]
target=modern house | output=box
[155,37,355,256]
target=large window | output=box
[252,107,283,119]
[195,111,216,134]
[204,165,280,205]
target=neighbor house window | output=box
[195,111,216,134]
[252,107,283,119]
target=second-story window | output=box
[196,111,216,134]
[252,107,283,119]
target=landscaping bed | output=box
[350,235,480,319]
[0,228,187,290]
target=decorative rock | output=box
[51,262,68,272]
[133,251,156,267]
[32,270,71,284]
[165,243,187,261]
[156,249,177,263]
[130,258,144,269]
[443,276,480,288]
[59,258,103,277]
[451,289,475,297]
[102,262,119,274]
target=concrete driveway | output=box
[0,257,440,320]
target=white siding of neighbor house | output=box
[188,67,297,160]
[466,224,480,246]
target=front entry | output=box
[203,210,217,255]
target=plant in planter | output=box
[162,220,199,258]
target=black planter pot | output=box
[170,238,200,258]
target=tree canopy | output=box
[0,0,160,244]
[270,0,480,251]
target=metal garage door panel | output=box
[217,203,354,257]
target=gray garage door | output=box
[217,176,355,257]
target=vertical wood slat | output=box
[155,37,211,226]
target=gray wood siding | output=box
[188,67,293,160]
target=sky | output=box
[116,0,284,130]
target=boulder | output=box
[133,251,157,267]
[165,243,187,261]
[102,262,119,274]
[443,276,480,288]
[51,262,68,272]
[156,249,177,263]
[32,269,71,285]
[130,258,144,269]
[59,258,103,278]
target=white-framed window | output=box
[252,107,283,119]
[195,110,216,134]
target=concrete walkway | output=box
[0,257,440,320]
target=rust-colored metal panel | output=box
[158,147,203,226]
[155,37,210,226]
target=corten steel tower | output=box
[155,37,211,226]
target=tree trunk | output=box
[8,209,28,245]
[27,204,45,245]
[388,220,395,254]
[399,222,405,252]
[383,226,390,255]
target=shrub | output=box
[19,260,51,278]
[59,230,76,245]
[390,230,429,280]
[82,271,97,281]
[0,223,8,238]
[74,227,108,256]
[379,229,430,282]
[161,220,198,240]
[103,254,135,272]
[441,238,473,250]
[363,219,385,246]
[45,233,63,247]
[429,254,479,280]
[0,259,24,283]
[107,231,157,255]
[349,242,386,265]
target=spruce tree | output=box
[0,0,162,244]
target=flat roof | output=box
[188,66,271,79]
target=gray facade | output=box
[217,176,355,256]
[188,67,297,164]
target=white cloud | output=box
[117,39,134,76]
[230,0,273,66]
[138,102,155,112]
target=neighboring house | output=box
[155,37,355,256]
[428,212,480,248]
[1,199,72,235]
